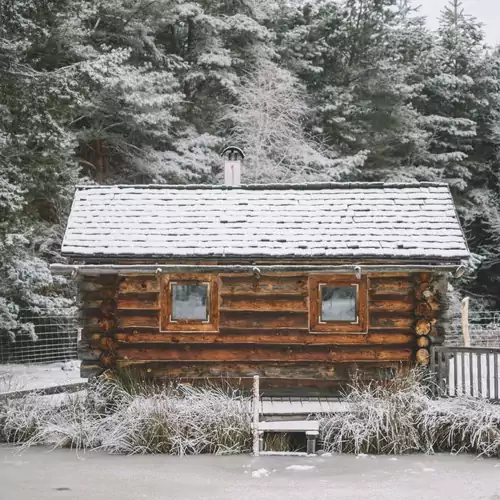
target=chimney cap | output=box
[220,146,245,160]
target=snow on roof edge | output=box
[74,181,451,191]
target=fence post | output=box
[461,297,470,347]
[252,375,260,456]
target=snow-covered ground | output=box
[1,446,498,500]
[0,361,84,393]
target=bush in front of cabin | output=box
[1,370,499,457]
[420,397,500,457]
[318,369,500,457]
[0,377,252,455]
[319,369,428,455]
[99,383,252,455]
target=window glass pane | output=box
[171,284,209,320]
[321,286,356,322]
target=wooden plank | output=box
[369,313,414,329]
[114,331,415,346]
[461,297,470,347]
[220,275,307,295]
[220,310,308,329]
[461,352,466,396]
[477,353,483,397]
[494,352,499,401]
[119,314,159,329]
[116,293,159,310]
[486,353,491,399]
[118,276,159,294]
[80,288,117,301]
[80,361,105,378]
[116,344,412,362]
[469,350,474,397]
[220,294,307,312]
[453,350,458,396]
[258,420,319,432]
[369,298,414,313]
[77,341,102,361]
[369,278,413,296]
[113,361,405,380]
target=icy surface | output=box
[286,464,316,471]
[0,361,84,393]
[1,447,499,500]
[61,183,469,260]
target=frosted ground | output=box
[0,361,84,393]
[1,446,499,500]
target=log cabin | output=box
[53,152,470,392]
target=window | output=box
[161,274,219,332]
[309,276,367,333]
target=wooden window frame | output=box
[160,274,219,332]
[309,275,368,333]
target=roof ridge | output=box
[75,181,450,191]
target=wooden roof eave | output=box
[50,262,464,277]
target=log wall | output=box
[78,270,446,390]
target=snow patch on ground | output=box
[285,465,316,471]
[251,468,270,478]
[0,361,84,393]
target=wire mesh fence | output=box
[0,308,79,364]
[469,310,500,328]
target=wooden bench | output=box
[255,420,320,454]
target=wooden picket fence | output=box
[430,346,500,402]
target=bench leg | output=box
[306,431,318,455]
[259,431,264,453]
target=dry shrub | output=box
[2,370,499,457]
[420,398,500,457]
[319,369,500,457]
[319,369,429,454]
[100,384,252,455]
[0,394,52,444]
[0,377,252,455]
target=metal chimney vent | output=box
[220,146,244,186]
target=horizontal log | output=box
[114,361,407,380]
[369,278,414,296]
[84,296,159,310]
[80,361,105,378]
[220,294,307,312]
[116,294,159,310]
[77,341,102,361]
[220,310,308,329]
[116,344,412,363]
[79,281,117,293]
[369,313,414,329]
[80,289,117,301]
[119,314,160,329]
[113,331,415,346]
[369,298,414,313]
[118,276,159,294]
[54,264,458,275]
[84,317,118,332]
[220,275,307,295]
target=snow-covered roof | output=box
[61,183,470,262]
